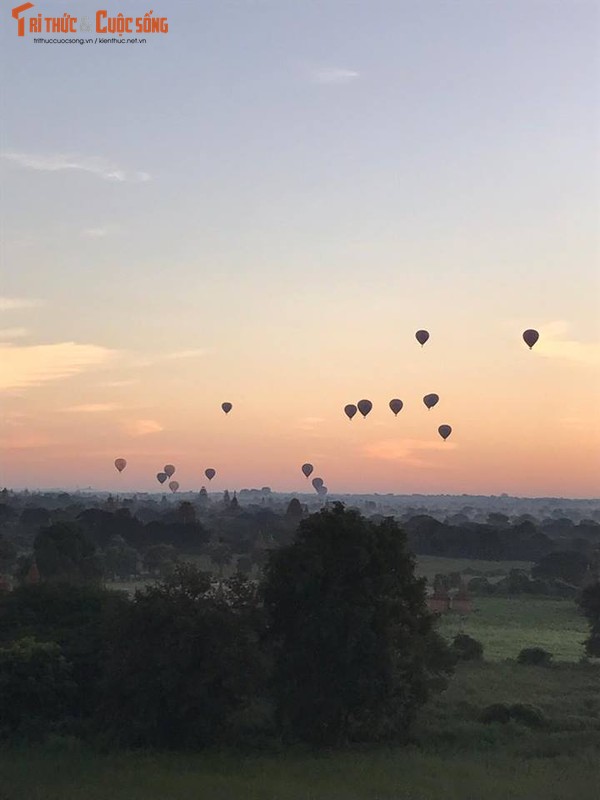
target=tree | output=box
[103,537,139,580]
[532,551,589,586]
[578,581,600,657]
[209,542,233,578]
[262,503,453,746]
[0,535,17,570]
[143,544,178,576]
[99,564,267,748]
[0,637,75,741]
[20,507,51,529]
[34,523,102,584]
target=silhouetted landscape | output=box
[1,488,599,798]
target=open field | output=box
[415,555,533,583]
[2,747,598,800]
[3,663,599,800]
[110,554,535,596]
[436,597,588,661]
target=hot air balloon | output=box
[344,404,357,420]
[312,477,324,491]
[438,424,452,441]
[114,458,127,473]
[164,464,175,478]
[423,393,439,410]
[389,399,403,416]
[156,472,167,484]
[522,329,539,350]
[221,402,232,414]
[205,468,216,481]
[318,486,328,496]
[169,480,179,493]
[301,463,314,478]
[415,330,429,346]
[357,399,373,418]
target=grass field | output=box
[3,662,599,800]
[2,747,598,800]
[436,597,588,661]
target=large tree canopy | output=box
[262,502,453,746]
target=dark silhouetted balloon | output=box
[221,402,232,414]
[169,480,179,493]
[301,463,313,478]
[357,399,373,418]
[114,458,126,473]
[156,472,167,484]
[164,464,176,478]
[423,393,439,410]
[344,404,357,420]
[415,330,429,346]
[522,329,539,349]
[318,486,328,496]
[438,424,452,440]
[205,468,216,481]
[312,477,324,490]
[389,399,404,416]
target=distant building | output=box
[427,587,451,614]
[25,560,41,586]
[451,582,473,615]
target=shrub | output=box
[451,633,484,661]
[509,703,546,728]
[480,703,512,724]
[517,647,553,666]
[479,702,546,728]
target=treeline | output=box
[0,505,454,749]
[402,514,600,563]
[1,495,599,583]
[0,497,305,584]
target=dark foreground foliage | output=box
[263,503,454,746]
[0,504,454,750]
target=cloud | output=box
[81,228,109,238]
[0,342,115,391]
[162,349,209,360]
[124,419,164,437]
[2,152,151,183]
[311,68,360,84]
[363,438,456,467]
[135,348,210,367]
[0,327,29,340]
[2,412,29,428]
[101,379,139,388]
[63,403,120,413]
[297,416,326,431]
[0,297,43,311]
[0,432,56,450]
[534,321,600,366]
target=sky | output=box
[1,0,599,497]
